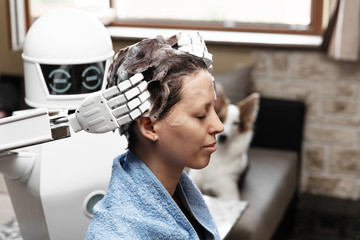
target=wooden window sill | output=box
[106,26,322,48]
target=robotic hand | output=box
[68,73,150,133]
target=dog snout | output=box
[218,134,227,143]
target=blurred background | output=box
[1,1,360,239]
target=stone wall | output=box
[251,49,360,200]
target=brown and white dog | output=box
[188,83,260,200]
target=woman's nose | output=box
[209,109,224,135]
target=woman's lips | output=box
[203,142,217,153]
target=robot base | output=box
[5,129,127,239]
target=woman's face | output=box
[155,70,224,170]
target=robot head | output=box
[22,8,114,110]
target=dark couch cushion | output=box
[251,97,305,155]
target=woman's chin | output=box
[190,156,211,170]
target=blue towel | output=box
[86,151,220,240]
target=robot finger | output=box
[106,79,148,109]
[117,73,144,92]
[111,98,141,118]
[129,73,144,85]
[112,91,150,118]
[124,81,147,101]
[102,73,144,100]
[129,100,151,119]
[107,94,127,108]
[116,100,151,126]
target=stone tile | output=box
[269,51,289,79]
[305,125,354,144]
[304,145,325,172]
[291,52,341,81]
[252,79,280,97]
[323,116,360,127]
[323,83,359,97]
[302,175,356,199]
[330,147,360,174]
[251,51,268,78]
[281,82,317,101]
[322,99,358,115]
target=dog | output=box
[188,83,260,200]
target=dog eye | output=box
[233,121,239,125]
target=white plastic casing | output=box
[0,109,53,152]
[22,8,114,110]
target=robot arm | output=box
[0,108,70,152]
[0,74,149,152]
[0,109,63,181]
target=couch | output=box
[214,68,306,240]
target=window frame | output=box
[109,0,323,36]
[18,0,324,49]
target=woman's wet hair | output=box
[106,34,209,149]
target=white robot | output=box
[0,8,150,240]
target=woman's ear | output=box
[136,117,158,141]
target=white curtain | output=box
[321,0,360,61]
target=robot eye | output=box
[41,61,105,95]
[48,69,72,94]
[81,66,102,91]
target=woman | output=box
[86,33,224,240]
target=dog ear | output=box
[237,93,260,132]
[214,83,230,121]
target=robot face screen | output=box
[40,61,106,95]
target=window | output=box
[27,0,114,25]
[112,0,323,35]
[26,0,323,35]
[11,0,324,50]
